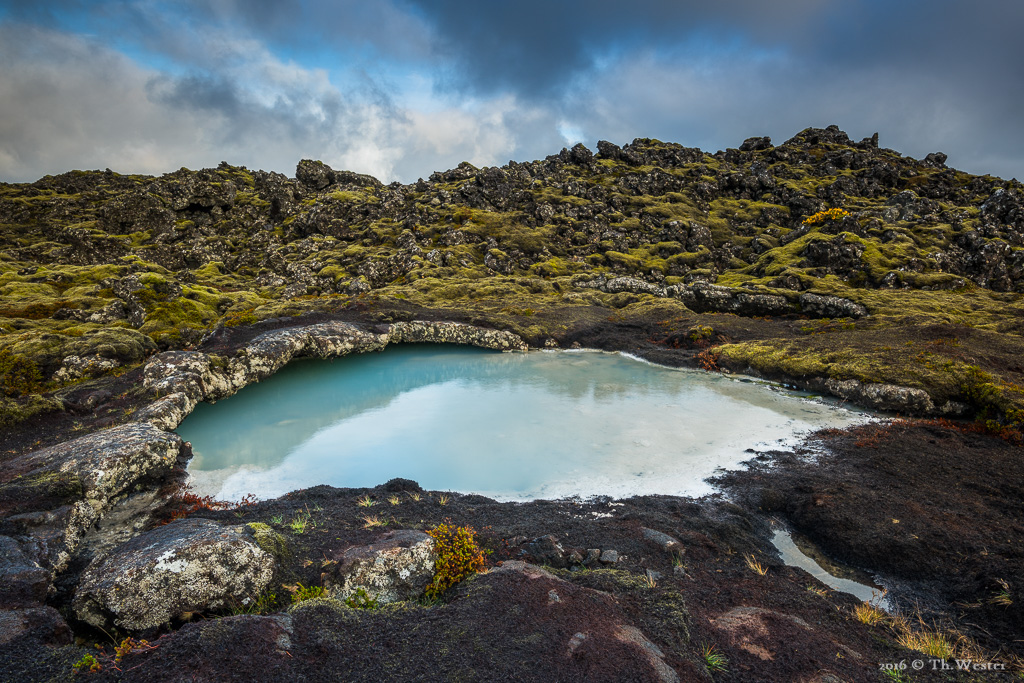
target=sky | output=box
[1,0,1022,184]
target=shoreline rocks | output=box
[73,518,275,631]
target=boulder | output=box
[1,422,183,514]
[0,536,50,609]
[825,378,935,414]
[73,518,275,631]
[325,530,435,604]
[799,292,868,319]
[0,423,184,571]
[295,159,335,190]
[640,528,683,555]
[525,534,568,568]
[740,136,772,152]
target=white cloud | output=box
[0,24,567,183]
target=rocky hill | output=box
[2,125,1023,432]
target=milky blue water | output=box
[177,345,866,501]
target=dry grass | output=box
[744,554,768,576]
[356,495,375,508]
[852,602,888,627]
[387,494,401,506]
[360,515,386,529]
[989,578,1013,607]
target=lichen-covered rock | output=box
[137,321,524,430]
[0,423,184,571]
[325,530,435,604]
[825,378,935,414]
[51,354,120,383]
[73,518,275,631]
[388,321,528,351]
[1,422,183,513]
[670,282,792,317]
[799,292,868,319]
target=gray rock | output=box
[295,159,335,190]
[0,607,72,646]
[4,422,182,512]
[599,549,620,565]
[525,535,567,568]
[640,528,683,555]
[825,378,935,414]
[1,423,184,571]
[388,321,527,351]
[325,530,436,604]
[740,136,772,152]
[613,625,680,683]
[0,536,50,608]
[799,292,868,319]
[74,518,275,631]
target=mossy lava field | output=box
[1,126,1022,681]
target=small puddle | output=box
[177,345,869,502]
[772,527,889,608]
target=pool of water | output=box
[178,345,868,501]
[771,528,889,607]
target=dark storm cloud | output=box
[402,0,829,96]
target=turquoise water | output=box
[178,345,866,501]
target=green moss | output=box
[0,393,64,429]
[247,522,290,559]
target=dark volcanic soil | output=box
[718,419,1024,661]
[4,485,910,683]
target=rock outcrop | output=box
[0,423,185,572]
[325,530,436,604]
[73,518,275,631]
[137,320,526,430]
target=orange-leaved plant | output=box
[802,208,850,225]
[424,522,487,599]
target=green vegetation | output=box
[700,643,729,673]
[344,588,379,610]
[288,583,326,603]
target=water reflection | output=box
[178,345,868,501]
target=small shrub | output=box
[695,348,720,372]
[424,522,487,599]
[802,207,850,225]
[113,637,153,662]
[73,653,102,674]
